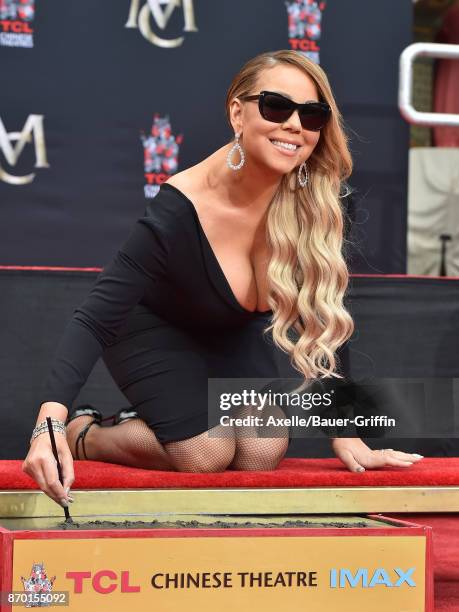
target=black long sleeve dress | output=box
[42,182,332,443]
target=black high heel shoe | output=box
[66,405,139,460]
[110,407,139,426]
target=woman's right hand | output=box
[23,433,74,507]
[22,403,74,507]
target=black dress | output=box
[41,183,302,443]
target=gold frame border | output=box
[1,486,458,518]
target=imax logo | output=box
[330,567,416,588]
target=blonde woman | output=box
[23,50,423,508]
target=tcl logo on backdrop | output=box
[0,0,35,48]
[285,0,326,63]
[125,0,198,48]
[141,113,183,199]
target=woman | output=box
[23,50,423,508]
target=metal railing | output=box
[399,42,459,126]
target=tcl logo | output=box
[66,571,140,594]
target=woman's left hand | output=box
[330,437,424,473]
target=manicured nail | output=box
[60,499,69,507]
[356,467,365,473]
[412,454,423,459]
[67,497,74,503]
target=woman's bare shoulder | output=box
[163,168,204,195]
[142,171,200,229]
[164,145,225,197]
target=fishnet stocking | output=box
[163,424,236,472]
[67,408,289,473]
[67,416,174,471]
[228,404,290,471]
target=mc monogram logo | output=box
[125,0,198,48]
[0,115,49,185]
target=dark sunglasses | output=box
[240,90,331,131]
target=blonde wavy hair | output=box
[225,50,354,381]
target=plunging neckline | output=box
[162,182,272,317]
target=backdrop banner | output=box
[0,0,411,273]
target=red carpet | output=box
[388,514,459,612]
[4,457,459,490]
